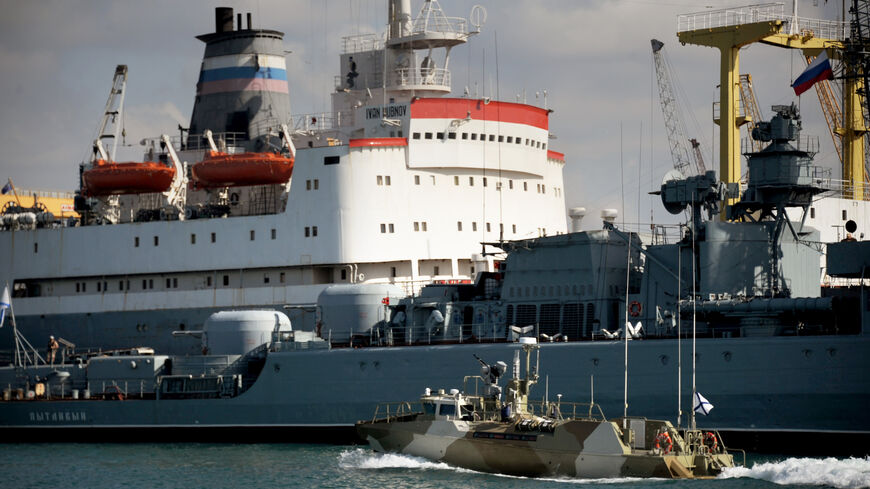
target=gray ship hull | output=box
[2,335,868,453]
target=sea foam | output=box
[720,456,870,489]
[338,448,455,471]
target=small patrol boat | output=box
[356,339,739,479]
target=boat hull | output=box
[356,417,731,478]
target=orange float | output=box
[192,150,294,188]
[82,160,176,196]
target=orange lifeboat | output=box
[82,160,176,196]
[192,151,294,188]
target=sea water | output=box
[1,444,868,489]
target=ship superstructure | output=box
[0,1,568,356]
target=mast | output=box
[677,243,682,427]
[691,196,697,431]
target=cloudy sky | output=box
[0,0,844,229]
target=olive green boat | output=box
[356,339,739,479]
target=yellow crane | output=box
[677,3,867,203]
[738,74,765,153]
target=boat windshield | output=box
[423,402,436,415]
[438,404,456,416]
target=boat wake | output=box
[719,457,870,488]
[339,449,661,484]
[338,449,461,472]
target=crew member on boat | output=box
[46,335,59,365]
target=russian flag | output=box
[792,50,833,96]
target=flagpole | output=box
[7,178,22,207]
[691,196,697,432]
[677,238,682,428]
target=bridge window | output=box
[438,404,456,416]
[413,132,421,140]
[425,132,433,140]
[324,155,340,165]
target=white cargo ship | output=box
[0,1,568,355]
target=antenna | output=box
[677,244,682,428]
[691,193,697,431]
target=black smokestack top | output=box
[215,7,233,33]
[246,12,252,29]
[237,13,242,31]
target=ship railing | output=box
[334,71,385,92]
[2,188,76,200]
[381,322,506,347]
[368,401,419,423]
[679,428,742,461]
[525,399,607,421]
[740,135,820,155]
[177,131,248,152]
[247,117,295,140]
[290,110,355,133]
[408,14,469,38]
[814,177,870,201]
[333,68,451,92]
[389,67,451,90]
[678,3,847,41]
[341,33,384,54]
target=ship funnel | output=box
[601,209,618,224]
[190,7,291,147]
[215,7,234,33]
[568,207,586,232]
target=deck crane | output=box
[677,2,868,201]
[79,65,128,224]
[651,39,706,177]
[738,74,765,153]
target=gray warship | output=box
[0,104,867,456]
